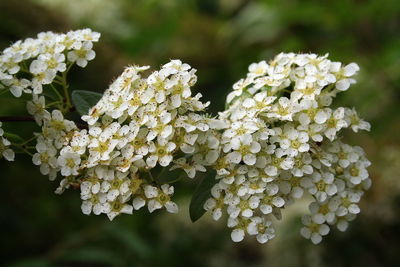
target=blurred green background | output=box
[0,0,399,266]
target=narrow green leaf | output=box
[71,90,103,116]
[189,170,218,222]
[3,132,24,143]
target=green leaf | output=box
[155,167,186,184]
[71,90,103,116]
[3,132,24,143]
[189,170,217,222]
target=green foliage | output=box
[71,90,103,116]
[189,170,217,222]
[3,132,24,143]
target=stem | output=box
[50,84,64,102]
[46,101,63,108]
[0,116,36,123]
[155,167,167,181]
[62,63,74,111]
[12,143,34,156]
[52,80,64,86]
[21,61,29,72]
[19,135,38,146]
[166,176,183,184]
[325,84,335,92]
[164,167,187,184]
[0,89,10,96]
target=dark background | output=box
[0,0,399,266]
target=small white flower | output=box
[2,78,31,97]
[267,97,298,121]
[38,53,66,72]
[300,215,330,244]
[146,138,176,167]
[309,200,338,224]
[323,107,348,141]
[334,62,359,91]
[225,134,261,165]
[67,41,96,67]
[32,140,58,178]
[57,148,81,176]
[144,184,178,213]
[27,95,50,125]
[104,200,133,221]
[301,171,337,202]
[344,162,369,185]
[344,108,371,132]
[1,137,15,161]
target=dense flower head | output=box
[0,28,99,97]
[0,28,372,246]
[33,59,215,220]
[202,53,371,244]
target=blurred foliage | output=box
[0,0,399,266]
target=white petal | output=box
[132,197,146,210]
[231,229,245,242]
[165,201,179,213]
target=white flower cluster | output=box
[34,60,214,220]
[0,28,99,97]
[0,29,98,167]
[0,122,15,161]
[202,53,371,244]
[0,29,372,245]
